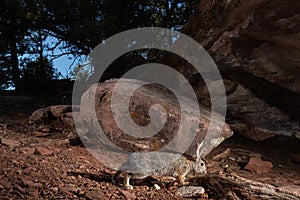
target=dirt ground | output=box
[0,94,300,199]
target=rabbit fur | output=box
[113,141,206,189]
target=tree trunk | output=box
[9,33,21,91]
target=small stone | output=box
[41,128,50,133]
[16,170,22,175]
[52,147,61,154]
[229,157,235,161]
[244,155,273,174]
[1,138,21,147]
[29,182,43,189]
[61,186,78,194]
[21,147,36,155]
[221,164,229,169]
[56,139,69,148]
[79,190,85,195]
[167,185,177,190]
[35,146,53,156]
[22,179,43,188]
[34,131,50,137]
[15,184,26,194]
[175,186,205,197]
[12,159,19,165]
[31,190,39,199]
[120,189,136,200]
[154,184,161,190]
[51,187,59,192]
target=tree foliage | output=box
[0,0,30,90]
[0,0,200,91]
[20,57,58,93]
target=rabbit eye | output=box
[200,162,204,166]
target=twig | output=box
[213,172,300,200]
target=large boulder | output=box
[77,79,233,159]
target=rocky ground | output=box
[0,94,300,199]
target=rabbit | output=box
[112,141,206,190]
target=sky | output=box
[5,55,76,90]
[47,36,86,79]
[53,55,78,78]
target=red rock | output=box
[21,147,36,155]
[80,80,233,158]
[230,124,277,141]
[50,105,73,118]
[22,179,43,188]
[15,184,26,194]
[52,147,61,154]
[61,186,78,194]
[34,131,50,137]
[120,189,136,200]
[29,107,49,124]
[162,0,300,139]
[245,155,273,174]
[30,105,81,126]
[31,190,39,200]
[35,146,53,156]
[41,128,50,133]
[1,138,21,147]
[56,139,69,148]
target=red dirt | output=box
[0,95,299,199]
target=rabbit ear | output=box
[196,141,205,161]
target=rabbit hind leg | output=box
[112,171,122,184]
[124,173,134,190]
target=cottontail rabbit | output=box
[113,141,206,189]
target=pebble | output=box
[175,186,205,197]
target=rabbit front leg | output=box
[177,174,189,186]
[124,173,134,190]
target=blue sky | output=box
[46,36,86,79]
[52,54,83,78]
[53,55,73,77]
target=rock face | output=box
[164,0,300,140]
[78,79,233,159]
